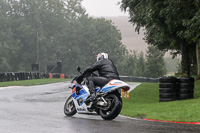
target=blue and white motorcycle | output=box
[64,67,130,120]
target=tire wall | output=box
[159,77,195,102]
[177,77,194,100]
[0,72,65,82]
[159,77,178,102]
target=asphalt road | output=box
[0,82,200,133]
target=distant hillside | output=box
[104,17,178,74]
[105,16,173,58]
[105,16,148,53]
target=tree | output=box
[121,0,199,77]
[136,51,145,77]
[145,45,166,78]
[2,0,70,71]
[0,0,127,75]
[0,0,16,72]
[61,16,127,74]
[164,57,178,74]
[117,50,147,77]
[1,0,88,72]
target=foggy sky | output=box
[81,0,128,17]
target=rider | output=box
[78,53,120,101]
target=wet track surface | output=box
[0,82,200,133]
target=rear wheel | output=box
[99,94,122,120]
[64,95,77,116]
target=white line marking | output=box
[0,86,25,90]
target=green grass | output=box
[121,80,200,122]
[0,78,70,87]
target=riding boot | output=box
[89,92,96,101]
[87,81,96,101]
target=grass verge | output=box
[0,78,69,87]
[121,80,200,122]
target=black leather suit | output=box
[82,58,120,94]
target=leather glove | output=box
[76,74,83,84]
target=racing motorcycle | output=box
[64,67,130,120]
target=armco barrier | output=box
[120,76,159,83]
[63,75,159,83]
[0,73,158,83]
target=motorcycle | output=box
[64,67,130,120]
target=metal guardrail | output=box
[0,72,159,83]
[120,76,159,83]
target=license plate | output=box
[121,89,129,99]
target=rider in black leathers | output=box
[78,53,120,101]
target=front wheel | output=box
[64,95,77,116]
[99,94,122,120]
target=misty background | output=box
[0,0,178,78]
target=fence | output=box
[0,72,159,83]
[120,76,159,83]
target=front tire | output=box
[64,95,77,116]
[99,94,122,120]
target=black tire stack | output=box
[159,77,178,102]
[177,77,195,100]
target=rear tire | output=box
[64,95,77,116]
[99,94,122,120]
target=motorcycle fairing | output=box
[72,84,90,113]
[72,89,88,100]
[72,84,89,104]
[73,98,89,113]
[99,79,130,93]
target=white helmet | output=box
[97,53,108,61]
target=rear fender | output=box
[99,79,130,93]
[114,89,121,98]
